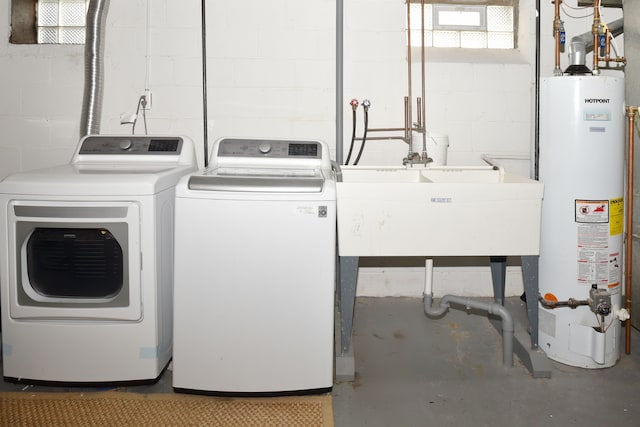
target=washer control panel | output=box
[78,136,183,155]
[216,138,322,160]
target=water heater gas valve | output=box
[589,286,611,316]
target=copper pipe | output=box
[625,106,638,355]
[553,0,562,75]
[366,126,424,133]
[355,136,409,142]
[605,28,611,66]
[592,0,601,74]
[404,96,410,138]
[406,1,413,151]
[364,2,429,160]
[368,127,411,133]
[595,56,627,70]
[600,27,626,68]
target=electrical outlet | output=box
[141,90,152,110]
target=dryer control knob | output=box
[258,142,272,154]
[119,139,133,150]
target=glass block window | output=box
[37,0,89,44]
[408,4,433,48]
[434,5,486,30]
[408,2,515,49]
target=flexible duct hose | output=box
[80,0,110,137]
[571,18,623,56]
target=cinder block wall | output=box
[1,1,631,298]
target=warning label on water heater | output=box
[575,199,620,287]
[609,197,624,236]
[575,200,609,223]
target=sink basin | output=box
[341,166,504,183]
[336,165,544,257]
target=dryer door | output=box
[6,201,142,321]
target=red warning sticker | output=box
[575,200,609,223]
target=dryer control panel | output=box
[78,136,184,155]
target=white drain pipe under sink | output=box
[422,259,515,367]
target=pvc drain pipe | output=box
[423,260,514,367]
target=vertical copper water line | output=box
[605,28,611,67]
[406,1,413,153]
[592,0,601,74]
[625,106,638,355]
[420,0,426,137]
[404,96,410,146]
[553,0,562,75]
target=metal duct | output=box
[568,39,588,67]
[566,18,623,75]
[570,18,623,56]
[80,0,110,137]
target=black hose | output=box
[353,108,369,165]
[345,108,357,165]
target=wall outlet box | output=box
[142,90,152,110]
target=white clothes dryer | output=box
[173,137,336,394]
[0,135,196,383]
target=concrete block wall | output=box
[204,0,336,151]
[343,0,536,172]
[0,0,541,176]
[0,9,85,176]
[0,0,625,174]
[0,0,204,172]
[624,0,640,328]
[0,0,628,297]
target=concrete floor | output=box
[2,296,640,426]
[333,297,640,426]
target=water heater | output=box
[539,75,626,368]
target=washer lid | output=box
[188,167,325,193]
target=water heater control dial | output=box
[258,142,272,154]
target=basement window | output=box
[37,0,89,44]
[10,0,89,45]
[408,1,517,49]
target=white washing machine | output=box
[0,135,196,383]
[173,137,336,394]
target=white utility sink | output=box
[336,165,544,257]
